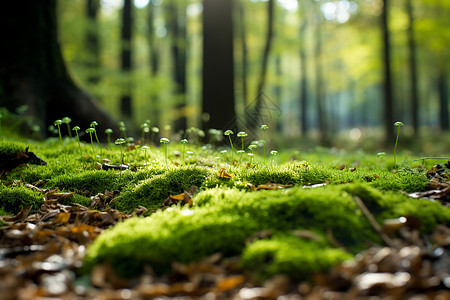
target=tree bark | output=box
[167,0,187,133]
[253,0,275,129]
[406,0,419,134]
[86,0,101,84]
[120,0,133,119]
[298,1,308,136]
[147,1,160,126]
[202,0,236,132]
[438,70,449,130]
[238,0,249,107]
[381,0,394,144]
[0,0,118,139]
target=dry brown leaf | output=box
[217,168,235,179]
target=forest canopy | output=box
[2,0,449,149]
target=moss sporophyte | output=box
[393,121,404,168]
[141,122,150,144]
[181,139,188,165]
[62,117,72,137]
[105,128,113,148]
[72,126,82,155]
[85,128,96,156]
[90,121,102,156]
[261,125,269,160]
[224,130,234,162]
[160,138,170,167]
[237,131,248,150]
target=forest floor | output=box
[0,136,449,299]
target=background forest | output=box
[54,0,449,150]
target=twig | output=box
[353,196,396,248]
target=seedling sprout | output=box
[141,122,150,144]
[393,121,404,168]
[160,138,170,167]
[72,126,82,155]
[105,128,113,148]
[261,125,269,160]
[90,121,102,156]
[181,139,188,165]
[62,117,72,137]
[224,130,234,162]
[237,131,248,150]
[85,128,96,156]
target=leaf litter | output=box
[0,167,450,299]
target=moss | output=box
[241,234,352,281]
[113,166,212,212]
[84,208,259,276]
[85,183,449,280]
[0,184,43,214]
[0,140,28,154]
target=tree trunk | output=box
[438,70,449,130]
[86,0,101,84]
[0,0,118,139]
[253,0,275,130]
[148,1,160,126]
[406,0,419,134]
[381,0,394,144]
[120,0,133,119]
[202,0,236,132]
[238,0,249,107]
[298,3,308,136]
[314,18,327,145]
[167,0,187,133]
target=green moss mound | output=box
[113,166,212,212]
[0,140,28,154]
[0,184,43,214]
[241,234,352,281]
[84,184,448,279]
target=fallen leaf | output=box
[217,168,235,178]
[256,183,293,190]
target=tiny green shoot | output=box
[224,130,234,162]
[90,121,102,156]
[393,121,404,168]
[85,128,96,156]
[237,131,248,150]
[62,117,72,137]
[160,138,170,167]
[105,128,113,148]
[261,124,269,161]
[181,139,188,165]
[72,126,82,155]
[115,138,126,175]
[54,119,63,144]
[141,146,150,164]
[141,122,150,144]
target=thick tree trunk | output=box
[238,0,249,107]
[299,11,308,136]
[253,0,275,130]
[167,0,187,133]
[0,0,118,139]
[202,0,236,132]
[438,70,449,130]
[120,0,133,119]
[147,0,160,127]
[406,0,419,134]
[381,0,394,144]
[86,0,101,84]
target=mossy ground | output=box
[1,136,449,282]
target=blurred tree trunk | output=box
[202,0,236,132]
[438,70,449,130]
[298,1,309,136]
[381,0,394,144]
[406,0,419,134]
[312,2,327,145]
[253,0,274,129]
[0,0,118,138]
[238,0,248,107]
[148,0,160,127]
[167,0,187,133]
[120,0,133,119]
[86,0,101,84]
